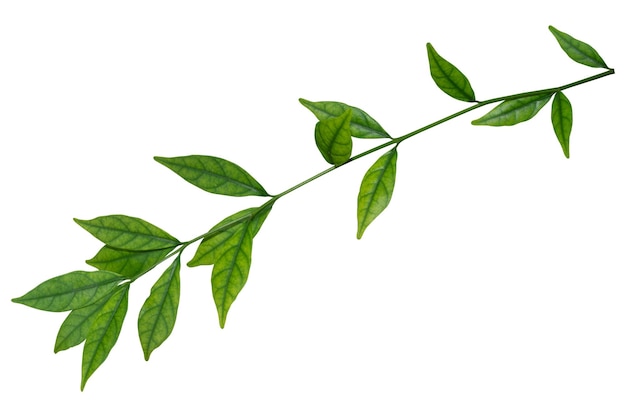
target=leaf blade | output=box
[549,26,608,69]
[427,43,476,102]
[314,108,353,165]
[551,91,573,158]
[86,246,172,278]
[471,94,553,126]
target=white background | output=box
[1,1,624,415]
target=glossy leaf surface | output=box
[549,26,608,69]
[86,246,172,278]
[314,108,353,165]
[299,98,390,139]
[74,215,179,251]
[12,270,125,312]
[471,94,552,126]
[427,43,476,102]
[154,155,269,197]
[551,91,573,158]
[357,148,398,239]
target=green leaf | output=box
[551,91,573,158]
[357,148,398,239]
[12,270,126,312]
[86,246,172,278]
[426,43,476,102]
[299,98,390,139]
[154,155,270,197]
[81,283,129,391]
[549,26,608,69]
[471,94,553,126]
[55,291,116,353]
[74,215,179,251]
[314,108,353,165]
[138,255,181,361]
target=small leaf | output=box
[471,94,552,126]
[74,215,179,251]
[357,148,398,239]
[86,246,172,278]
[549,26,608,69]
[426,43,476,102]
[299,98,390,139]
[551,91,573,158]
[12,270,126,312]
[81,283,129,391]
[154,155,270,197]
[138,255,181,360]
[314,108,353,165]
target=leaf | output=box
[86,246,172,278]
[549,26,608,69]
[299,98,390,139]
[357,148,398,239]
[138,255,181,360]
[551,91,573,158]
[314,108,353,165]
[154,155,270,197]
[426,43,476,102]
[12,270,126,312]
[81,283,129,391]
[471,94,553,126]
[74,215,179,251]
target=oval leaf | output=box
[426,43,476,102]
[74,215,179,251]
[471,94,552,126]
[154,155,269,197]
[357,148,398,239]
[86,246,173,278]
[299,98,390,139]
[549,26,608,69]
[551,91,573,158]
[314,108,353,165]
[12,270,125,312]
[138,255,181,361]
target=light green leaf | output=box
[357,148,398,239]
[12,270,126,312]
[154,155,270,197]
[138,255,181,361]
[314,108,353,165]
[549,26,608,69]
[299,98,390,139]
[551,91,573,158]
[471,94,553,126]
[81,283,129,391]
[86,246,172,278]
[74,215,179,251]
[426,43,476,102]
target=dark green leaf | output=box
[551,91,573,158]
[299,98,390,139]
[138,255,181,361]
[74,215,179,251]
[12,270,125,312]
[81,283,129,391]
[426,43,476,102]
[154,155,270,197]
[86,246,172,278]
[357,148,398,239]
[314,108,353,165]
[549,26,608,69]
[471,94,552,126]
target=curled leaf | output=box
[471,94,552,126]
[549,26,608,69]
[314,108,353,165]
[426,43,476,102]
[551,91,573,158]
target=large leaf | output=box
[299,98,390,139]
[86,246,172,278]
[12,270,125,312]
[357,148,398,239]
[154,155,269,197]
[81,283,129,391]
[426,43,476,102]
[551,91,573,158]
[138,255,181,360]
[314,108,353,165]
[549,26,608,69]
[471,94,552,126]
[74,215,179,251]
